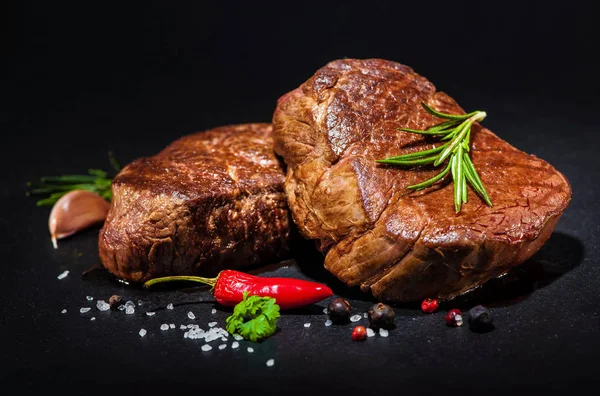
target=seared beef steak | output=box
[99,123,289,283]
[273,59,571,302]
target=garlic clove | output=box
[48,190,111,248]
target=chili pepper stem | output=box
[143,275,218,289]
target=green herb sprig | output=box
[225,292,281,342]
[377,102,492,213]
[26,151,121,206]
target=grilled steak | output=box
[98,123,290,283]
[272,58,572,303]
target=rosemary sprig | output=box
[377,102,492,213]
[27,151,121,206]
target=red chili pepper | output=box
[143,269,333,310]
[421,298,439,313]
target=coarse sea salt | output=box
[211,308,217,314]
[169,324,176,329]
[125,306,135,315]
[160,324,169,331]
[247,347,254,353]
[266,359,275,367]
[363,312,368,318]
[125,300,136,308]
[201,344,212,352]
[146,312,156,316]
[231,341,240,349]
[233,334,244,341]
[61,309,67,314]
[86,296,94,301]
[366,328,375,337]
[304,323,311,328]
[379,328,389,337]
[57,270,69,280]
[139,329,147,337]
[80,307,91,314]
[96,300,110,311]
[208,322,217,327]
[219,344,227,350]
[325,319,332,327]
[323,307,328,314]
[188,311,196,320]
[350,314,362,322]
[167,303,174,310]
[90,317,96,321]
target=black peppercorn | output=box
[368,303,395,330]
[468,305,494,332]
[328,297,351,324]
[109,294,123,310]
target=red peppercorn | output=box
[352,325,367,341]
[421,298,439,313]
[444,309,463,327]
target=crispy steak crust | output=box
[98,123,290,283]
[273,59,571,302]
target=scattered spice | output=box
[109,295,123,310]
[367,303,395,330]
[421,298,439,313]
[328,297,351,324]
[468,305,494,332]
[352,326,367,341]
[444,309,463,327]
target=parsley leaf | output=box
[225,292,280,342]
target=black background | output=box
[1,1,599,395]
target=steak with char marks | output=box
[272,58,572,302]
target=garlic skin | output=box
[48,190,111,248]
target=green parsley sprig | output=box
[225,292,280,342]
[26,152,121,206]
[376,102,493,213]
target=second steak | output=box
[98,123,290,283]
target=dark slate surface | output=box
[1,1,598,395]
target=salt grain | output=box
[57,270,69,280]
[188,311,196,320]
[96,300,110,311]
[325,319,332,327]
[180,325,187,330]
[219,344,227,350]
[266,359,275,367]
[231,341,239,349]
[323,307,328,314]
[139,329,147,337]
[367,328,375,337]
[160,324,169,331]
[137,300,143,306]
[363,312,368,318]
[166,303,174,310]
[247,347,254,353]
[350,314,362,322]
[208,322,217,327]
[61,309,67,314]
[169,323,175,329]
[146,312,156,316]
[86,296,94,301]
[125,306,135,315]
[304,323,311,328]
[201,344,212,352]
[233,334,243,341]
[211,308,217,314]
[379,328,389,337]
[117,305,126,311]
[80,307,91,313]
[90,317,96,321]
[125,300,136,308]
